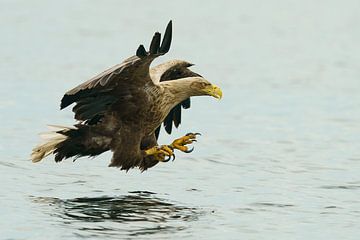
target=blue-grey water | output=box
[1,0,360,239]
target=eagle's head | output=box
[189,77,223,99]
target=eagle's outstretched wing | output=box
[60,21,173,124]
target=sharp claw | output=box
[186,132,202,137]
[184,146,194,153]
[171,154,176,161]
[171,133,200,153]
[163,155,171,162]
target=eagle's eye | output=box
[200,82,210,88]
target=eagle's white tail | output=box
[31,125,72,163]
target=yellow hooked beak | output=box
[204,84,223,99]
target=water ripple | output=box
[204,157,242,167]
[252,202,295,208]
[0,160,28,170]
[31,192,201,238]
[320,185,360,190]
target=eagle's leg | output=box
[170,133,201,153]
[144,145,175,162]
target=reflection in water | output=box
[32,191,200,238]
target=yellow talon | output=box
[170,133,201,153]
[145,145,174,162]
[144,133,200,163]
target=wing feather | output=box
[60,21,173,125]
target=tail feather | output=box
[31,129,68,163]
[31,124,109,163]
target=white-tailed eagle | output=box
[31,21,222,171]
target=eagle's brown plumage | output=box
[31,21,222,171]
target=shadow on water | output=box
[31,191,201,238]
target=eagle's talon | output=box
[186,132,201,136]
[184,146,194,153]
[163,155,171,162]
[170,133,200,153]
[165,152,176,162]
[145,145,174,162]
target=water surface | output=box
[1,1,360,239]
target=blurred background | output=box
[1,0,360,239]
